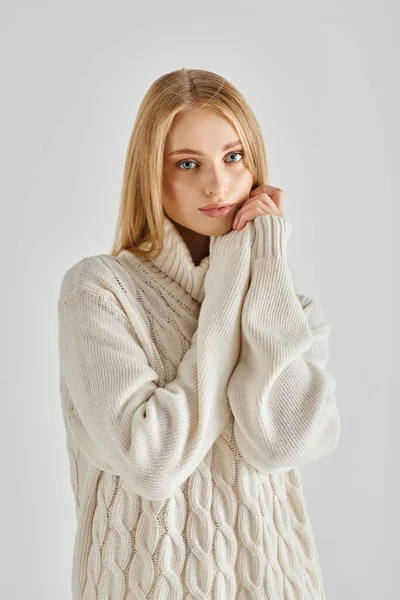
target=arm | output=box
[227,213,341,474]
[58,225,253,501]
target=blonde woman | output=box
[57,68,340,600]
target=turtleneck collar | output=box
[148,215,210,303]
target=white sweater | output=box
[57,212,340,600]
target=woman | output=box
[57,68,340,599]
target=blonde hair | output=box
[110,68,270,260]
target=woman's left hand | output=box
[232,184,285,230]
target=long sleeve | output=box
[227,213,341,475]
[57,225,253,501]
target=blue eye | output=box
[177,151,245,171]
[225,152,244,163]
[178,160,197,171]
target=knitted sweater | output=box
[57,212,340,600]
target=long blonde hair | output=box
[110,68,270,260]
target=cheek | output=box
[163,172,187,207]
[163,171,194,209]
[233,165,253,191]
[170,177,194,200]
[164,167,191,191]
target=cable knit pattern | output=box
[57,213,340,599]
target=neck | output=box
[170,219,210,266]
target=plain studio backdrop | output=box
[1,1,398,598]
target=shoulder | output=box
[59,254,108,296]
[58,252,135,307]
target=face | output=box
[162,107,254,235]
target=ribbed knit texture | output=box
[57,213,340,599]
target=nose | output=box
[204,163,229,197]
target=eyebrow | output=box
[167,139,242,157]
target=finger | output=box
[250,185,284,212]
[250,184,282,198]
[233,196,272,227]
[274,192,284,214]
[233,205,270,229]
[259,193,281,214]
[244,194,280,215]
[238,195,251,208]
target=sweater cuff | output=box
[210,220,254,260]
[252,213,292,258]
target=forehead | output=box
[165,108,239,154]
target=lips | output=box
[200,203,235,211]
[199,204,235,217]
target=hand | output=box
[232,184,285,231]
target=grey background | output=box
[1,1,398,598]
